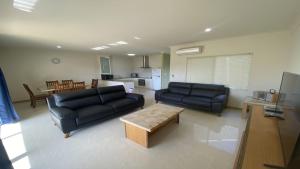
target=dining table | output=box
[37,84,90,93]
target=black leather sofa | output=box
[47,85,144,138]
[155,82,229,116]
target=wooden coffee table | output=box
[120,103,184,148]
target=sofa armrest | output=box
[46,96,57,109]
[126,93,143,101]
[155,89,168,100]
[212,94,227,103]
[156,89,168,94]
[50,107,77,119]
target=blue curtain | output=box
[0,68,20,125]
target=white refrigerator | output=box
[152,68,161,90]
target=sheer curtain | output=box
[0,67,17,169]
[0,68,19,125]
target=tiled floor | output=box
[1,88,246,169]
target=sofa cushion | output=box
[182,96,211,107]
[190,90,219,98]
[97,85,126,103]
[54,89,102,109]
[190,84,225,98]
[192,84,225,91]
[54,88,98,102]
[169,82,192,88]
[106,98,137,112]
[160,93,185,102]
[76,105,114,125]
[168,82,192,95]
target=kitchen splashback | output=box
[134,67,152,78]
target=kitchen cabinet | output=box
[145,79,153,89]
[133,78,138,87]
[112,78,139,88]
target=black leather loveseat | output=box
[155,82,229,116]
[47,85,144,138]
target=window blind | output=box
[186,54,251,89]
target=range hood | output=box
[140,55,151,68]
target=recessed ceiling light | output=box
[116,41,128,45]
[108,43,119,46]
[127,54,136,56]
[134,36,141,40]
[101,46,109,49]
[205,28,212,32]
[15,7,32,12]
[56,45,62,49]
[91,46,110,50]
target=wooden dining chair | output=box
[46,80,59,89]
[56,83,72,93]
[62,80,73,85]
[73,82,86,91]
[23,84,49,108]
[91,79,98,88]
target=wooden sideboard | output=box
[234,105,285,169]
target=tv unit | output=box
[276,72,300,168]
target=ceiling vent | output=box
[176,46,203,55]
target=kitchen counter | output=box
[99,80,134,93]
[114,77,152,80]
[110,77,154,90]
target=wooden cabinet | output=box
[234,105,284,169]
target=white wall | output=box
[109,55,134,79]
[0,47,99,101]
[289,18,300,74]
[170,31,291,108]
[149,54,163,68]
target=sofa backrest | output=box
[97,85,126,104]
[190,83,227,98]
[168,82,192,95]
[54,88,101,109]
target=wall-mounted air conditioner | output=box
[176,46,203,55]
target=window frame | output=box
[100,56,112,75]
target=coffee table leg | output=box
[124,123,149,148]
[176,114,180,123]
[124,123,128,138]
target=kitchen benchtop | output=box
[113,77,152,80]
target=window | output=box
[100,56,111,74]
[1,123,31,169]
[186,54,251,89]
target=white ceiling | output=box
[0,0,300,55]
